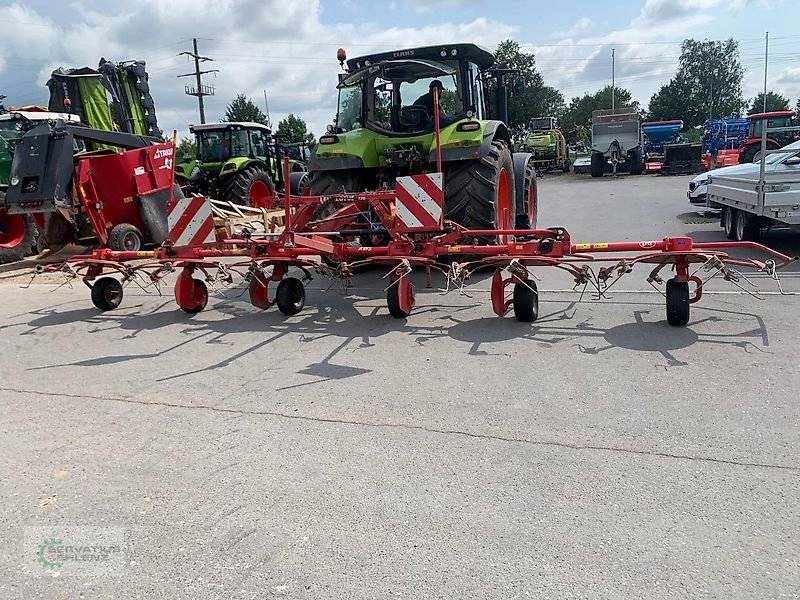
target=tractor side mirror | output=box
[512,77,525,97]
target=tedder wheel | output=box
[223,166,275,209]
[386,281,411,319]
[665,278,690,326]
[108,223,144,252]
[275,277,306,316]
[562,158,571,174]
[444,139,516,240]
[180,279,209,314]
[512,279,539,322]
[90,277,124,311]
[590,151,605,178]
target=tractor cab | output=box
[747,111,795,144]
[739,111,797,163]
[192,122,273,167]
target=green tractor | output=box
[176,122,308,209]
[309,44,538,231]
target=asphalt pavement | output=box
[1,172,798,599]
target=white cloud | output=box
[0,0,516,139]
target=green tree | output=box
[276,113,316,146]
[647,39,745,127]
[559,86,637,144]
[491,39,565,138]
[748,91,791,114]
[176,136,197,159]
[223,94,269,125]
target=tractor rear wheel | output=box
[590,151,605,178]
[444,139,516,240]
[740,145,759,164]
[512,153,537,229]
[223,166,275,208]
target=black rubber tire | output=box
[275,277,305,316]
[733,208,759,242]
[590,151,605,178]
[666,278,690,326]
[740,145,759,165]
[562,158,571,174]
[513,279,539,322]
[722,206,736,240]
[0,209,39,265]
[108,223,144,252]
[289,171,310,196]
[512,152,537,229]
[181,279,208,314]
[443,139,516,233]
[386,283,410,319]
[90,277,124,311]
[628,148,644,175]
[222,166,275,207]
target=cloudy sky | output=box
[0,0,798,139]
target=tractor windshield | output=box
[336,58,462,134]
[197,129,252,162]
[336,85,363,133]
[749,116,793,139]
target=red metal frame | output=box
[34,157,796,324]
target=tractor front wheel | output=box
[444,139,516,241]
[0,194,39,264]
[223,166,276,208]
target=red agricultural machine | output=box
[739,110,797,164]
[2,121,170,253]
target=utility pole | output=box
[263,89,271,128]
[611,48,615,112]
[178,38,219,124]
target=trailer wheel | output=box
[733,208,760,241]
[666,278,690,326]
[628,149,644,175]
[444,139,516,240]
[180,279,208,314]
[91,277,124,311]
[722,207,736,240]
[513,279,539,322]
[590,151,604,178]
[108,223,144,252]
[275,277,305,316]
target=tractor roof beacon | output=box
[309,43,539,231]
[176,122,308,209]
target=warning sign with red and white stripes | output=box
[167,195,217,247]
[394,172,444,231]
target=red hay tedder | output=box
[4,102,795,328]
[22,153,794,327]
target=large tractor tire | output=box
[740,144,760,165]
[289,171,310,196]
[512,152,537,229]
[444,139,516,237]
[0,192,39,265]
[223,166,275,208]
[590,151,605,178]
